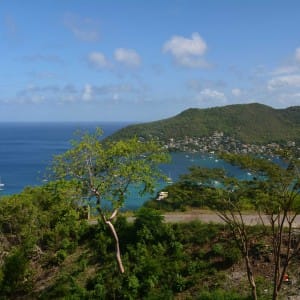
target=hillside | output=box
[107,103,300,145]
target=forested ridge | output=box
[107,103,300,144]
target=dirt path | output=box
[89,210,300,227]
[160,210,300,227]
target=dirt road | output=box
[89,210,300,227]
[130,210,300,227]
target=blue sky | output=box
[1,0,300,122]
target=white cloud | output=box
[114,48,141,68]
[231,88,242,97]
[199,89,226,100]
[195,88,227,105]
[64,13,100,42]
[88,52,110,69]
[163,33,209,68]
[268,75,300,90]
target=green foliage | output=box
[52,129,170,212]
[0,180,88,298]
[2,144,299,298]
[0,247,32,297]
[134,207,163,232]
[107,103,300,144]
[0,195,257,300]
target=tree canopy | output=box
[51,128,170,272]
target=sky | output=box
[1,0,300,122]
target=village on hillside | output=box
[164,131,298,155]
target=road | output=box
[89,210,300,228]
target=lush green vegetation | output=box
[0,184,267,299]
[146,152,300,300]
[107,103,300,144]
[1,129,300,299]
[51,128,169,273]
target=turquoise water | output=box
[0,122,253,209]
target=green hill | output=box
[107,103,300,144]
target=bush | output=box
[0,248,32,297]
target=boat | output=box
[166,173,173,184]
[0,177,4,190]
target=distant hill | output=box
[107,103,300,145]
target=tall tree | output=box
[52,128,169,273]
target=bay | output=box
[0,122,251,209]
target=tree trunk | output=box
[245,255,258,300]
[272,288,279,300]
[95,196,125,273]
[105,219,125,273]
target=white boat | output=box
[0,178,4,190]
[166,173,173,184]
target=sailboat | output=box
[166,173,173,184]
[0,177,5,190]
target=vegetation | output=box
[107,103,300,144]
[0,181,88,299]
[146,152,300,299]
[0,186,263,299]
[51,128,169,273]
[1,128,300,299]
[219,152,300,300]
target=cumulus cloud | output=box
[114,48,141,68]
[87,52,110,69]
[267,75,300,90]
[195,88,227,105]
[163,33,209,68]
[64,13,100,42]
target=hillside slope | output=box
[108,103,300,144]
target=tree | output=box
[221,152,300,300]
[183,166,259,300]
[52,128,169,273]
[246,156,300,300]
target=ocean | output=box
[0,122,251,209]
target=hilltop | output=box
[107,103,300,145]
